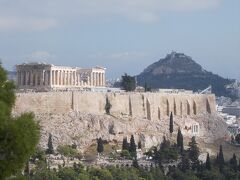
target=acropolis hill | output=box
[13,63,228,154]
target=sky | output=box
[0,0,239,79]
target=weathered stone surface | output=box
[31,111,227,152]
[13,92,216,118]
[12,92,225,152]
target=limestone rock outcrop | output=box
[34,111,227,152]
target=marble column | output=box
[35,72,38,86]
[97,72,100,86]
[51,70,54,85]
[66,71,69,85]
[56,70,59,85]
[25,71,27,86]
[98,73,101,86]
[45,71,48,86]
[73,71,76,86]
[50,70,52,86]
[59,71,62,86]
[103,73,105,86]
[94,72,97,86]
[70,71,73,86]
[40,71,44,86]
[62,71,64,85]
[29,71,33,86]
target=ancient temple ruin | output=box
[16,63,106,91]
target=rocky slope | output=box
[137,52,232,97]
[35,111,228,155]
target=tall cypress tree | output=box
[46,133,54,154]
[129,135,136,157]
[122,137,129,151]
[205,153,211,170]
[188,136,199,170]
[218,145,224,172]
[169,112,173,134]
[177,128,183,153]
[97,138,104,154]
[230,153,238,172]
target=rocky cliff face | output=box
[137,52,232,97]
[35,111,228,154]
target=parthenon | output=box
[16,63,106,91]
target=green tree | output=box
[218,145,225,172]
[33,169,60,180]
[57,145,78,158]
[129,135,137,157]
[177,128,183,153]
[105,96,112,115]
[188,136,199,170]
[229,153,238,172]
[144,82,151,92]
[121,150,131,159]
[58,167,78,180]
[132,159,139,169]
[97,138,104,154]
[121,73,136,91]
[205,153,211,170]
[46,133,54,154]
[238,158,240,171]
[160,136,170,150]
[0,64,40,178]
[89,167,113,180]
[179,153,190,172]
[169,112,173,134]
[122,137,129,151]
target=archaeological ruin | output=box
[16,63,106,91]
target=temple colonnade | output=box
[16,63,106,90]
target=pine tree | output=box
[121,73,136,91]
[160,136,170,150]
[129,135,137,157]
[230,153,238,172]
[46,133,54,154]
[180,153,190,172]
[188,136,199,170]
[205,153,211,170]
[97,138,104,154]
[122,137,129,151]
[132,159,139,169]
[218,145,224,172]
[0,64,40,179]
[177,128,183,153]
[169,112,173,134]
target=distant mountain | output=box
[137,52,233,97]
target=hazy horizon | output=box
[0,0,239,80]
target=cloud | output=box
[88,51,148,61]
[0,16,57,32]
[0,0,221,31]
[26,51,56,62]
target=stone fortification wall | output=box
[13,92,216,120]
